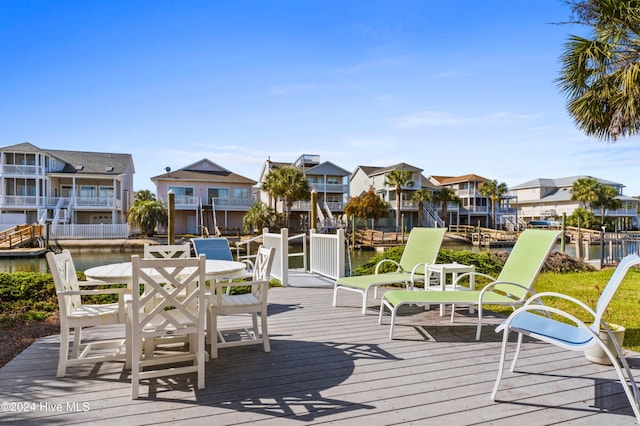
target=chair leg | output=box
[261,311,270,353]
[332,285,339,307]
[490,329,511,400]
[510,333,523,372]
[361,289,368,315]
[389,306,398,339]
[475,302,484,341]
[57,327,70,378]
[209,308,218,360]
[72,327,82,358]
[251,313,259,339]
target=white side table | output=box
[424,263,475,315]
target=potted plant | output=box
[583,284,626,365]
[584,323,626,365]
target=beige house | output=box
[0,142,134,226]
[350,163,439,229]
[258,154,351,231]
[151,159,257,235]
[510,175,638,229]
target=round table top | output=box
[85,258,247,283]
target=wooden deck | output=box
[1,279,639,425]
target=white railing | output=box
[0,195,39,206]
[74,197,115,207]
[309,229,345,280]
[1,164,44,175]
[49,224,130,239]
[263,228,289,286]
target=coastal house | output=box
[510,175,639,229]
[150,159,257,235]
[0,142,134,227]
[258,154,351,231]
[350,163,439,229]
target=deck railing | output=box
[49,224,130,239]
[309,229,345,280]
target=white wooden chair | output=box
[127,255,206,399]
[208,246,275,359]
[46,249,127,378]
[143,243,191,259]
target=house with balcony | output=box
[150,159,256,235]
[258,154,351,231]
[510,175,639,229]
[0,142,134,227]
[350,163,440,229]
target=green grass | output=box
[488,268,640,352]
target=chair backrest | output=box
[46,249,81,317]
[143,243,191,259]
[191,238,233,261]
[131,255,206,334]
[252,246,276,282]
[398,227,447,272]
[494,229,562,298]
[592,254,640,330]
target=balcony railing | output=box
[212,197,253,208]
[309,183,349,194]
[0,195,117,209]
[0,164,44,176]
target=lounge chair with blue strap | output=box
[379,229,562,339]
[491,253,640,421]
[333,227,446,315]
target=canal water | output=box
[0,239,595,274]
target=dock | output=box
[1,283,638,424]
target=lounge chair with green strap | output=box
[378,229,562,339]
[333,227,446,315]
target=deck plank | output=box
[1,284,638,425]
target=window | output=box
[208,188,229,204]
[168,187,193,197]
[233,188,249,199]
[99,186,114,199]
[327,176,340,184]
[80,185,96,198]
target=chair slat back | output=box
[593,254,640,329]
[398,227,446,273]
[494,229,562,298]
[131,255,206,336]
[143,243,191,259]
[252,246,276,282]
[46,249,82,316]
[191,238,233,261]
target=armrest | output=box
[523,291,596,317]
[375,259,401,274]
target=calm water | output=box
[0,239,598,274]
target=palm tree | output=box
[264,166,310,227]
[411,189,432,227]
[242,201,275,233]
[432,188,460,226]
[479,179,508,229]
[384,170,412,231]
[594,183,622,225]
[133,189,156,203]
[127,199,167,237]
[571,177,600,211]
[558,0,640,141]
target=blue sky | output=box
[3,1,640,195]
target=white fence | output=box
[49,224,130,239]
[309,229,345,280]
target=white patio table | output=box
[84,258,247,287]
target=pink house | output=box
[150,159,257,235]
